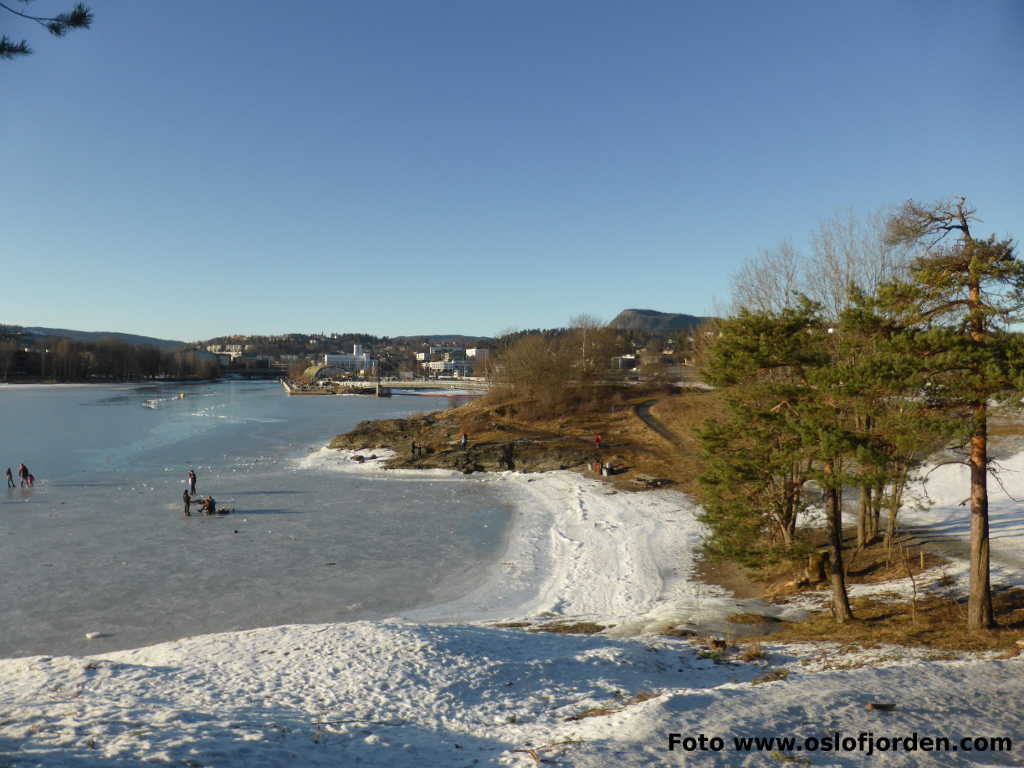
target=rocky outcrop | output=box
[329,415,594,474]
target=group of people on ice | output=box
[6,464,34,488]
[182,468,228,516]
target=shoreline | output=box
[297,446,750,632]
[4,444,1024,765]
[1,443,737,663]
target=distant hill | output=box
[609,309,713,334]
[23,327,186,351]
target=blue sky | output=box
[2,1,1021,341]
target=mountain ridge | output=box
[21,327,186,350]
[609,308,713,333]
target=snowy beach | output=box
[300,448,747,631]
[3,445,1024,766]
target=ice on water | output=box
[0,381,511,658]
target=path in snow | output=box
[900,516,1024,574]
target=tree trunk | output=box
[966,265,994,632]
[824,460,854,622]
[870,482,884,542]
[885,487,900,551]
[968,404,994,630]
[779,476,800,546]
[857,485,871,547]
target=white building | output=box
[423,360,474,377]
[428,345,465,360]
[323,344,377,376]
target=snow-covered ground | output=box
[2,451,1023,766]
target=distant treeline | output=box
[494,325,690,351]
[0,337,218,382]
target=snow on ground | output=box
[2,451,1024,766]
[901,452,1024,579]
[300,448,754,632]
[829,450,1024,611]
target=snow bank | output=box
[1,621,1020,766]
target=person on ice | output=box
[5,468,13,488]
[183,490,192,517]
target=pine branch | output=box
[0,1,91,57]
[0,33,30,57]
[0,1,91,30]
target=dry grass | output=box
[740,641,767,662]
[661,626,699,638]
[728,613,775,625]
[528,621,610,635]
[759,588,1024,652]
[564,691,661,721]
[736,531,945,601]
[752,668,790,684]
[433,385,722,491]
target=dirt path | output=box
[898,517,1024,574]
[633,399,683,448]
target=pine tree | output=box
[699,300,859,620]
[881,197,1024,631]
[835,288,955,550]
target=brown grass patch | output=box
[759,588,1024,652]
[711,533,947,603]
[740,641,767,662]
[752,668,790,684]
[412,386,722,492]
[728,613,782,625]
[565,691,661,721]
[528,621,609,635]
[661,626,699,638]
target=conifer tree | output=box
[835,289,954,550]
[699,300,858,620]
[698,304,823,556]
[881,197,1024,630]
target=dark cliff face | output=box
[609,309,713,334]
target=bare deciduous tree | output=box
[730,208,909,322]
[730,240,802,314]
[805,208,907,321]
